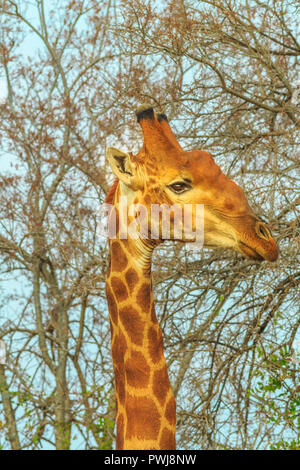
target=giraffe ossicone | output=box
[105,104,278,450]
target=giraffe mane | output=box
[105,177,119,204]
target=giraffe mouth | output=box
[238,241,264,261]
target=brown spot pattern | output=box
[106,283,118,324]
[165,396,176,425]
[114,367,125,405]
[111,330,126,365]
[119,306,145,346]
[125,351,150,388]
[116,413,125,450]
[111,331,127,404]
[125,268,138,294]
[125,395,161,441]
[136,282,151,312]
[153,367,171,406]
[148,326,164,364]
[106,259,111,277]
[159,428,176,450]
[111,276,128,302]
[150,303,157,323]
[110,241,128,271]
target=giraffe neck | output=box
[106,233,176,450]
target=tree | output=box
[250,345,300,450]
[0,0,299,449]
[0,0,118,449]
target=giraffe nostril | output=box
[255,222,271,240]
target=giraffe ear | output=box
[106,147,141,189]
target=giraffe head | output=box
[106,104,278,262]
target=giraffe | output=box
[104,104,278,450]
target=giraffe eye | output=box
[168,181,192,194]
